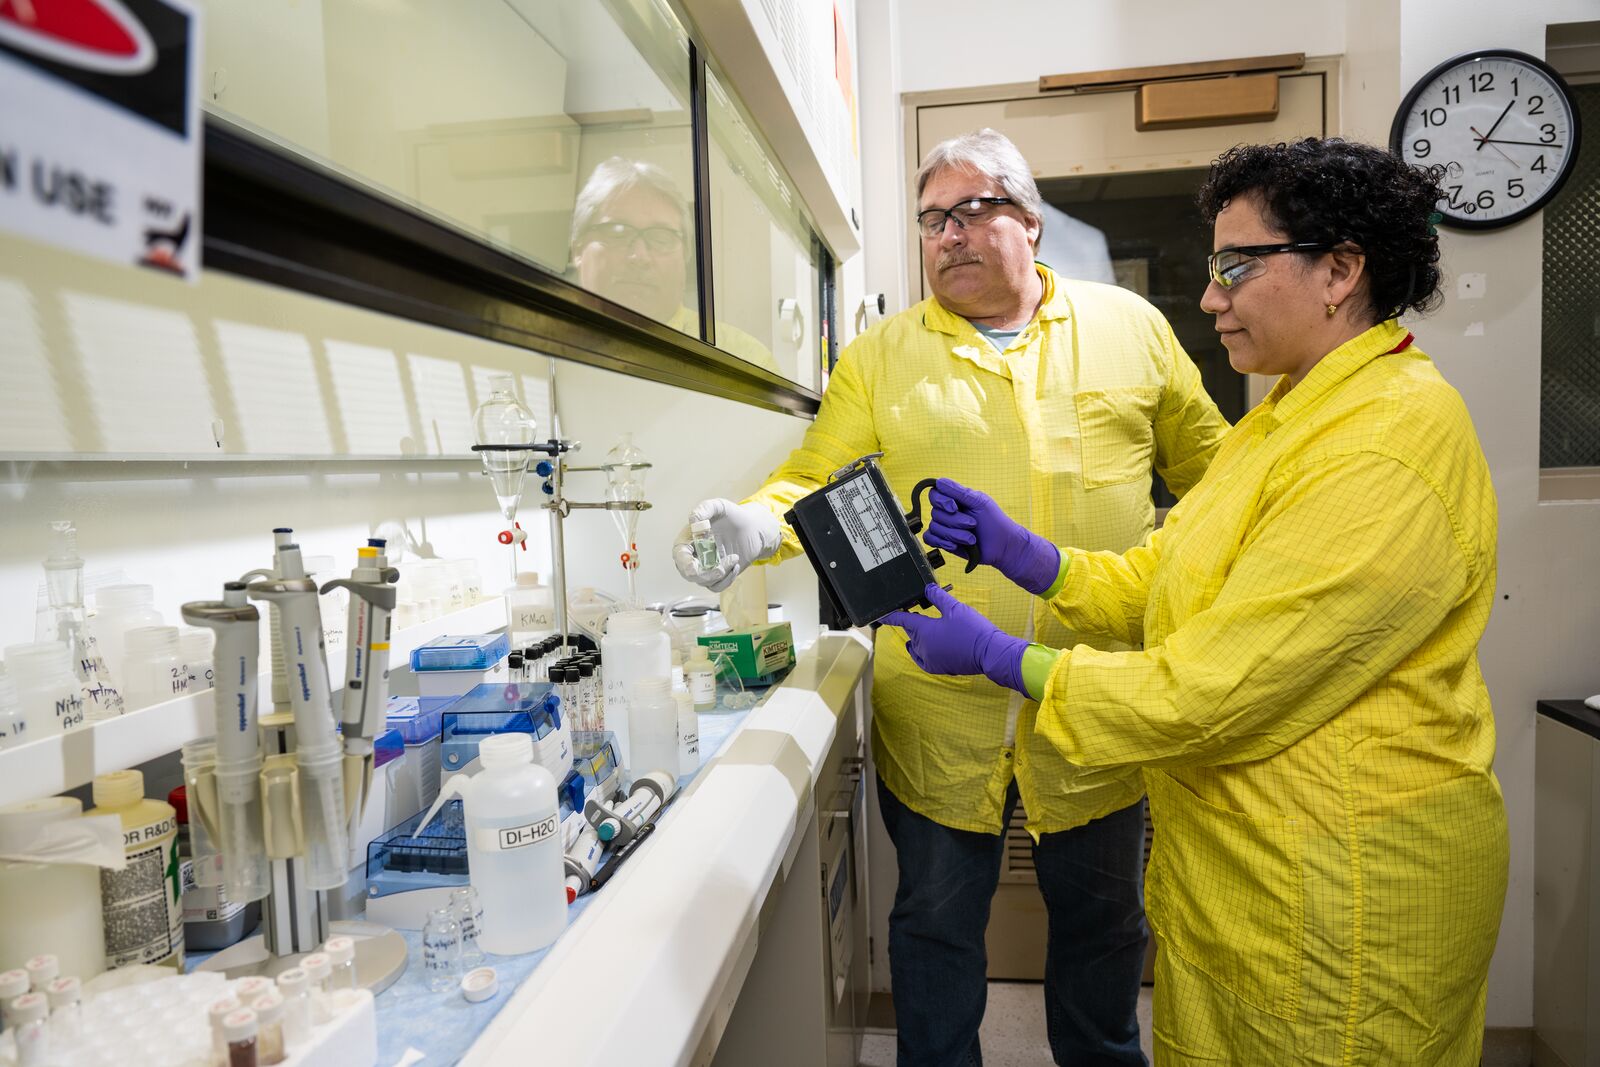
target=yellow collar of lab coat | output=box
[1260,319,1411,431]
[921,264,1071,379]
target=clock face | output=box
[1391,50,1580,229]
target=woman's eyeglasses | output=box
[1207,242,1335,288]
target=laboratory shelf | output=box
[0,596,508,808]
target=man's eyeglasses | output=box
[1207,242,1334,289]
[582,222,685,254]
[915,197,1014,239]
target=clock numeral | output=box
[1469,72,1495,93]
[1420,107,1448,128]
[1512,76,1519,97]
[1540,123,1558,143]
[1508,178,1525,198]
[1441,84,1460,105]
[1528,95,1545,115]
[1532,155,1549,173]
[1476,190,1496,211]
[1446,184,1465,209]
[1412,138,1432,159]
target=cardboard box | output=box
[697,621,795,681]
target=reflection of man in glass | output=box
[570,157,776,371]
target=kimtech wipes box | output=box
[697,621,795,682]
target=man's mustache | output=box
[937,252,983,272]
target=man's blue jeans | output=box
[877,776,1148,1066]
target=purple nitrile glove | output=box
[881,584,1031,696]
[922,478,1061,595]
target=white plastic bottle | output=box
[89,769,184,970]
[0,797,108,980]
[600,611,671,769]
[120,626,189,711]
[629,677,680,780]
[0,670,29,749]
[505,572,556,646]
[179,628,215,692]
[674,689,700,777]
[413,733,565,954]
[3,642,84,736]
[88,584,163,692]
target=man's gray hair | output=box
[570,156,693,250]
[915,128,1044,248]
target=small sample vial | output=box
[224,1006,259,1067]
[451,886,485,969]
[506,652,524,685]
[0,968,30,1026]
[232,975,273,1005]
[323,936,358,992]
[274,968,312,1050]
[23,955,56,993]
[577,661,598,733]
[422,906,462,993]
[250,991,287,1066]
[8,992,48,1067]
[43,976,82,1045]
[685,648,716,712]
[208,996,242,1066]
[690,519,721,570]
[300,953,332,1023]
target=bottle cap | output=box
[686,647,712,669]
[691,519,713,536]
[251,991,284,1023]
[460,966,498,1003]
[125,625,180,657]
[508,652,524,669]
[275,969,308,996]
[208,996,241,1033]
[577,662,595,679]
[632,676,672,702]
[92,769,147,810]
[23,955,57,989]
[44,976,80,1008]
[8,991,47,1025]
[323,936,356,966]
[301,953,331,981]
[480,732,534,770]
[515,572,543,587]
[2,641,72,685]
[94,583,155,612]
[223,1007,259,1042]
[233,976,273,1003]
[0,970,29,999]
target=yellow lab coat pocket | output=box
[1074,387,1159,489]
[1145,771,1304,1022]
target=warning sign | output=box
[826,476,907,573]
[0,0,202,279]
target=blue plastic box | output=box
[408,633,511,672]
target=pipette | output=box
[247,543,349,890]
[180,583,271,904]
[585,770,676,845]
[320,544,399,828]
[563,818,603,903]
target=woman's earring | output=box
[1326,304,1338,317]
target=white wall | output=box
[896,0,1344,94]
[881,0,1600,1030]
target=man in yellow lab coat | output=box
[674,129,1228,1066]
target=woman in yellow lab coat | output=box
[884,138,1508,1066]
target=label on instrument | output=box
[476,814,559,852]
[827,476,907,572]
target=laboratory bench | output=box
[1534,699,1600,1067]
[366,630,874,1066]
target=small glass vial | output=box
[7,991,49,1067]
[224,1006,259,1067]
[450,886,485,969]
[0,968,30,1026]
[44,976,82,1046]
[273,969,312,1051]
[232,975,273,1005]
[422,906,461,993]
[551,666,574,732]
[322,936,358,992]
[23,954,57,992]
[250,991,287,1066]
[577,661,598,732]
[685,648,717,712]
[506,651,525,687]
[208,996,242,1066]
[300,953,332,1023]
[690,519,721,570]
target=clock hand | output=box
[1474,99,1517,150]
[1469,127,1521,168]
[1477,137,1564,149]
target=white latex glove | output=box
[671,498,783,593]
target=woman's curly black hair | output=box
[1197,138,1447,323]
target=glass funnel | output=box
[602,434,650,602]
[473,374,537,522]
